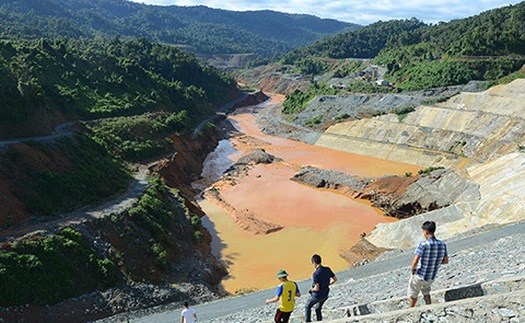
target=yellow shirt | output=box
[277,280,298,312]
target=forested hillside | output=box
[280,2,525,92]
[0,0,357,57]
[376,2,525,89]
[0,37,238,139]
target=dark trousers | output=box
[274,309,292,323]
[305,295,328,322]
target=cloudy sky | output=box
[128,0,518,25]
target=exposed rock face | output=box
[290,167,477,220]
[382,169,479,218]
[232,91,269,108]
[153,130,221,198]
[291,166,369,194]
[316,79,525,168]
[368,152,525,249]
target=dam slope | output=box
[315,79,525,248]
[316,79,525,169]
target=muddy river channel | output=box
[196,95,421,294]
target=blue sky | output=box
[128,0,519,25]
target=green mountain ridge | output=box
[0,0,358,57]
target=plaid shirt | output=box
[415,237,448,281]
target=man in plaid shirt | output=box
[408,221,449,307]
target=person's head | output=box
[311,254,322,266]
[421,221,436,238]
[183,301,189,308]
[276,269,289,281]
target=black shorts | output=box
[274,309,292,323]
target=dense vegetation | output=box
[376,2,525,90]
[283,18,425,62]
[0,177,197,307]
[0,227,117,306]
[0,134,131,216]
[282,84,340,115]
[0,0,357,57]
[383,58,525,91]
[0,36,237,139]
[86,111,188,162]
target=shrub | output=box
[305,115,324,127]
[418,166,445,175]
[0,228,117,307]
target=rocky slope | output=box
[291,81,486,131]
[236,64,312,94]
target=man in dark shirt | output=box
[305,254,338,321]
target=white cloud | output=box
[129,0,519,25]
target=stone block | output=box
[444,283,484,302]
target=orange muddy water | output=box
[198,95,422,294]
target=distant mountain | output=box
[0,0,359,57]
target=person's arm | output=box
[265,295,279,304]
[410,255,420,274]
[266,285,281,304]
[330,275,338,285]
[181,315,184,323]
[295,282,301,297]
[310,283,319,292]
[441,244,449,264]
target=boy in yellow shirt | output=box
[266,269,301,323]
